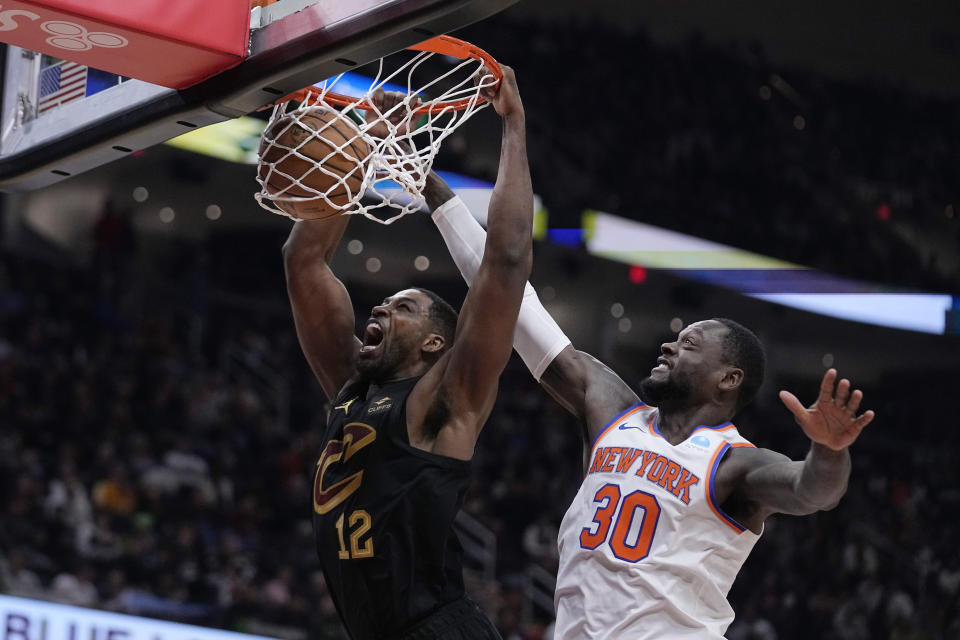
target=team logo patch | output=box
[313,422,376,515]
[690,435,711,448]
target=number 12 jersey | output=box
[313,377,472,639]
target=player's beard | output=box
[638,370,695,410]
[356,338,407,384]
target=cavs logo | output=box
[313,422,376,515]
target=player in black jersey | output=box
[282,67,530,639]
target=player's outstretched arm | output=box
[539,348,641,441]
[426,173,639,446]
[725,369,875,525]
[407,66,532,460]
[283,215,360,400]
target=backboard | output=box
[0,0,517,191]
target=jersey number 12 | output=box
[336,510,374,559]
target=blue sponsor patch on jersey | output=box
[690,435,711,448]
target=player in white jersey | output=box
[558,399,758,637]
[423,192,876,637]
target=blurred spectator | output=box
[0,550,44,598]
[45,462,93,527]
[50,564,98,607]
[92,467,138,516]
[262,566,295,609]
[522,513,559,572]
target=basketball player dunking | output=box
[425,190,876,637]
[283,67,529,639]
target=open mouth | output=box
[652,357,670,373]
[360,321,384,353]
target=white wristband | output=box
[431,196,483,286]
[431,196,571,381]
[515,285,572,380]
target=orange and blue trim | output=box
[649,417,739,443]
[591,403,648,451]
[705,441,756,533]
[690,423,739,437]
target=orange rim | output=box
[262,35,502,114]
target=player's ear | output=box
[719,367,744,393]
[421,333,445,354]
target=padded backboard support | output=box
[0,0,517,191]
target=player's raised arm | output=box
[282,215,360,400]
[407,66,533,460]
[718,369,875,530]
[538,347,641,438]
[425,161,639,447]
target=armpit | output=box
[421,389,452,439]
[720,489,764,534]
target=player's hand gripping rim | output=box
[364,88,423,140]
[475,64,522,118]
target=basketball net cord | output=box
[254,49,497,224]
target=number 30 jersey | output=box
[554,403,761,639]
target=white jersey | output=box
[554,403,761,639]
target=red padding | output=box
[0,0,250,89]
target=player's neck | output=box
[367,361,430,390]
[655,404,732,445]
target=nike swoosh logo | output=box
[618,425,642,431]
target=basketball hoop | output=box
[254,35,502,225]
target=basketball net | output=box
[254,37,500,225]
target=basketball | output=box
[257,107,370,220]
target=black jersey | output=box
[312,376,473,639]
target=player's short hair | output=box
[712,318,765,411]
[415,288,458,350]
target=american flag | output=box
[38,61,88,114]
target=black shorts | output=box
[391,597,502,640]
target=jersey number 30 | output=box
[579,483,661,562]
